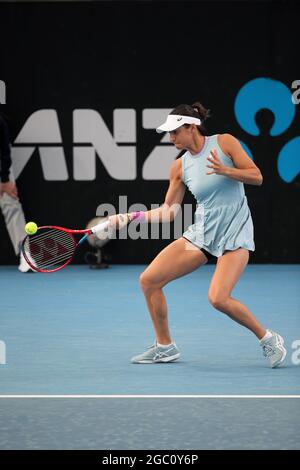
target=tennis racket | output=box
[21,220,111,273]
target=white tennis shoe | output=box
[131,342,180,364]
[261,330,287,368]
[18,251,35,273]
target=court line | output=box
[0,395,299,398]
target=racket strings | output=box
[29,250,72,268]
[24,244,73,269]
[25,228,70,244]
[24,228,76,270]
[28,234,74,260]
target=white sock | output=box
[260,330,273,344]
[157,342,173,349]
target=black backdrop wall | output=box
[0,0,299,264]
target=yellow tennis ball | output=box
[25,221,38,235]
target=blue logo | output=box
[234,77,299,183]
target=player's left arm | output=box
[207,134,263,186]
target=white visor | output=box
[156,114,201,133]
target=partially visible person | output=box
[0,112,32,272]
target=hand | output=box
[206,149,228,176]
[0,181,19,199]
[108,213,130,230]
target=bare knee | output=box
[208,291,229,311]
[139,271,160,294]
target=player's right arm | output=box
[109,158,186,227]
[141,157,185,223]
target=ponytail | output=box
[191,101,211,121]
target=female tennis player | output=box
[109,102,286,368]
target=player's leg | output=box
[0,192,31,272]
[207,248,266,338]
[139,237,208,345]
[0,192,25,255]
[208,248,286,367]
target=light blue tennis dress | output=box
[181,134,255,257]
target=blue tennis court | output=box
[0,264,299,449]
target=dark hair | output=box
[170,101,211,135]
